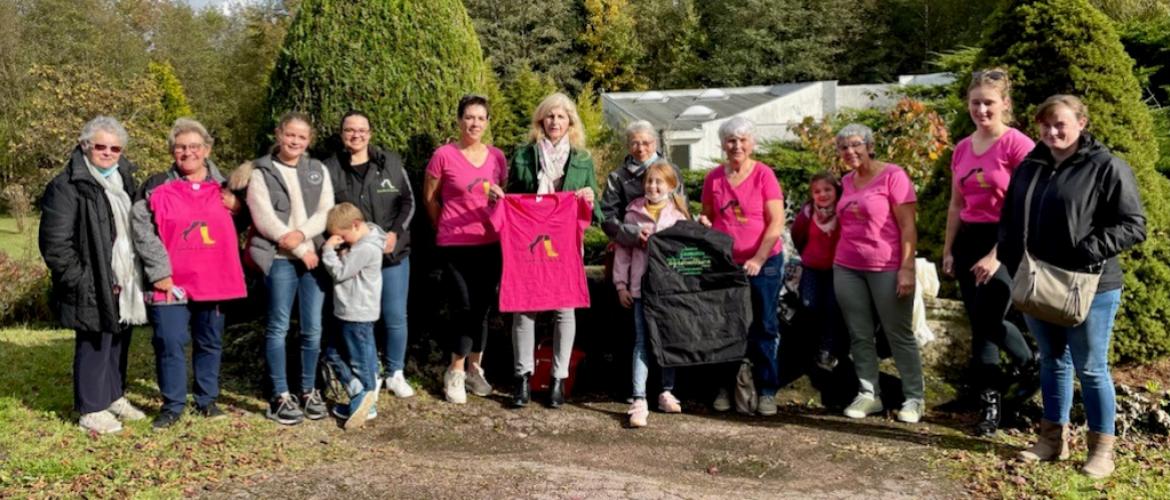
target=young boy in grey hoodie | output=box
[322,202,386,429]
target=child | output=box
[791,171,846,372]
[322,202,386,430]
[613,161,690,428]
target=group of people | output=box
[39,68,1145,479]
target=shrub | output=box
[0,254,50,326]
[977,0,1170,364]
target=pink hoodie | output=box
[613,197,689,298]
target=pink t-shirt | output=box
[148,180,247,301]
[425,143,509,246]
[701,162,784,264]
[951,128,1034,223]
[834,164,917,272]
[492,193,591,312]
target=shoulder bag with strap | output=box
[1010,166,1101,327]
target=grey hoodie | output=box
[322,223,386,322]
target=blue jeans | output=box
[632,299,675,399]
[1025,289,1122,435]
[149,302,224,414]
[799,266,846,356]
[341,321,378,396]
[380,257,410,374]
[264,259,326,396]
[748,254,784,396]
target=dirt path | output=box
[206,389,967,499]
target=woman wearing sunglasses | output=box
[40,116,150,434]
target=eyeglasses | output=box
[629,140,655,148]
[973,70,1006,81]
[91,143,123,153]
[342,128,370,136]
[837,141,867,151]
[173,143,205,152]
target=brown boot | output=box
[1018,419,1070,462]
[1081,431,1116,479]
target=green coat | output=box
[507,142,603,222]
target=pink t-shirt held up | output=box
[834,164,917,272]
[148,180,247,301]
[951,128,1034,223]
[425,143,509,246]
[701,162,784,264]
[492,192,592,313]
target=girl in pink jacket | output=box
[613,161,690,428]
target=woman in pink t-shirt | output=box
[942,68,1037,437]
[832,123,925,424]
[422,95,508,405]
[699,117,786,416]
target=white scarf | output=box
[812,204,838,234]
[537,137,571,195]
[85,158,147,325]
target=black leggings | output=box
[954,222,1032,386]
[440,244,501,357]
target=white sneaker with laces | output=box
[757,394,778,416]
[385,370,415,398]
[465,364,492,397]
[444,370,467,404]
[79,410,123,434]
[713,387,732,412]
[106,397,146,421]
[844,394,884,419]
[897,398,925,424]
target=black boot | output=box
[1005,352,1042,404]
[974,389,1001,437]
[549,378,565,408]
[512,373,530,408]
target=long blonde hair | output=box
[645,160,689,218]
[529,92,586,149]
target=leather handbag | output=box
[1010,168,1101,327]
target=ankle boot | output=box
[549,378,565,408]
[1081,431,1116,479]
[973,389,1001,437]
[1018,419,1070,462]
[511,373,530,408]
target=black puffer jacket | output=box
[642,220,751,367]
[998,133,1146,292]
[323,146,414,265]
[39,146,138,332]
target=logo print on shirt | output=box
[960,168,991,189]
[841,200,866,220]
[720,200,749,223]
[377,178,398,194]
[528,234,559,258]
[466,177,492,195]
[182,221,216,245]
[306,170,324,186]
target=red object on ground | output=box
[529,339,585,397]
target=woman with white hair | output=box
[699,116,786,416]
[40,116,149,434]
[600,120,684,246]
[506,92,601,408]
[130,118,246,430]
[832,123,925,424]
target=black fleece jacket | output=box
[998,132,1146,292]
[323,146,414,265]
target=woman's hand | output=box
[301,250,319,270]
[221,190,241,214]
[384,231,398,254]
[698,215,712,228]
[941,253,954,277]
[617,289,634,309]
[896,267,915,298]
[488,184,505,202]
[970,254,1001,286]
[154,277,175,302]
[279,230,305,250]
[743,257,765,277]
[575,187,595,203]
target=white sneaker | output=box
[465,364,492,397]
[844,394,884,419]
[79,410,123,434]
[106,397,146,421]
[444,370,467,404]
[713,387,732,412]
[385,370,415,398]
[757,394,778,416]
[897,399,925,424]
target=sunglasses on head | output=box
[91,143,123,153]
[973,70,1006,81]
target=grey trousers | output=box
[833,266,925,401]
[512,309,576,379]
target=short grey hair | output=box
[78,116,129,151]
[624,120,659,144]
[836,123,875,146]
[718,116,755,142]
[168,118,214,150]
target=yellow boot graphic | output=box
[543,238,559,258]
[199,224,216,245]
[482,181,492,195]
